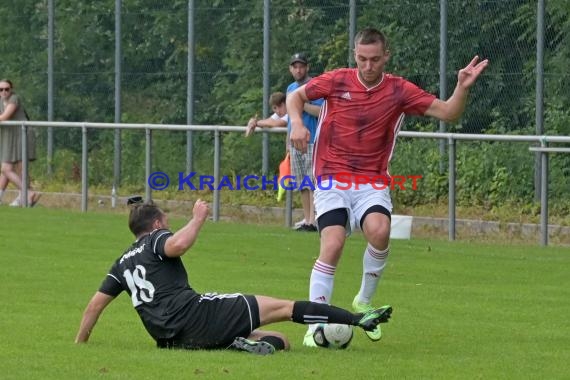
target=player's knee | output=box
[367,226,390,248]
[373,221,391,239]
[360,205,391,228]
[361,205,391,247]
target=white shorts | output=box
[314,178,393,235]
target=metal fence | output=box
[3,0,569,246]
[3,0,563,196]
[6,120,570,247]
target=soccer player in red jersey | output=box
[287,27,488,346]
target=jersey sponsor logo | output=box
[120,243,145,264]
[340,91,352,101]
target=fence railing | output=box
[6,120,570,247]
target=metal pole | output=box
[535,0,545,201]
[113,0,122,197]
[448,137,456,241]
[348,0,356,67]
[145,128,152,202]
[213,130,220,222]
[21,124,29,207]
[47,0,54,177]
[186,0,195,174]
[81,126,88,212]
[262,0,270,175]
[439,0,448,173]
[539,150,548,246]
[285,186,292,228]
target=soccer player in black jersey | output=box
[75,198,392,354]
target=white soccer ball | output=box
[313,323,354,349]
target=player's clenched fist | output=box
[193,199,209,223]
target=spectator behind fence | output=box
[245,91,288,137]
[286,52,323,232]
[0,79,40,207]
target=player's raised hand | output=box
[193,199,210,223]
[457,56,489,89]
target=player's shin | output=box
[356,244,389,303]
[310,260,335,304]
[291,301,355,326]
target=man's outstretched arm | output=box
[163,199,209,258]
[75,291,115,343]
[425,55,489,123]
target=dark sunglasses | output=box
[127,196,144,205]
[0,87,11,92]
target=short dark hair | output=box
[354,28,388,49]
[269,92,286,108]
[128,201,164,236]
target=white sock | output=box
[309,260,336,304]
[0,190,4,200]
[307,260,336,333]
[356,244,389,304]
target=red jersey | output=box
[305,68,436,180]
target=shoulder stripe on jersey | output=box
[152,230,171,257]
[107,273,120,284]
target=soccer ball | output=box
[313,323,354,349]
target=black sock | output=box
[291,300,359,325]
[259,335,285,351]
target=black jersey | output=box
[99,228,201,340]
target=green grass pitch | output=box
[0,206,569,379]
